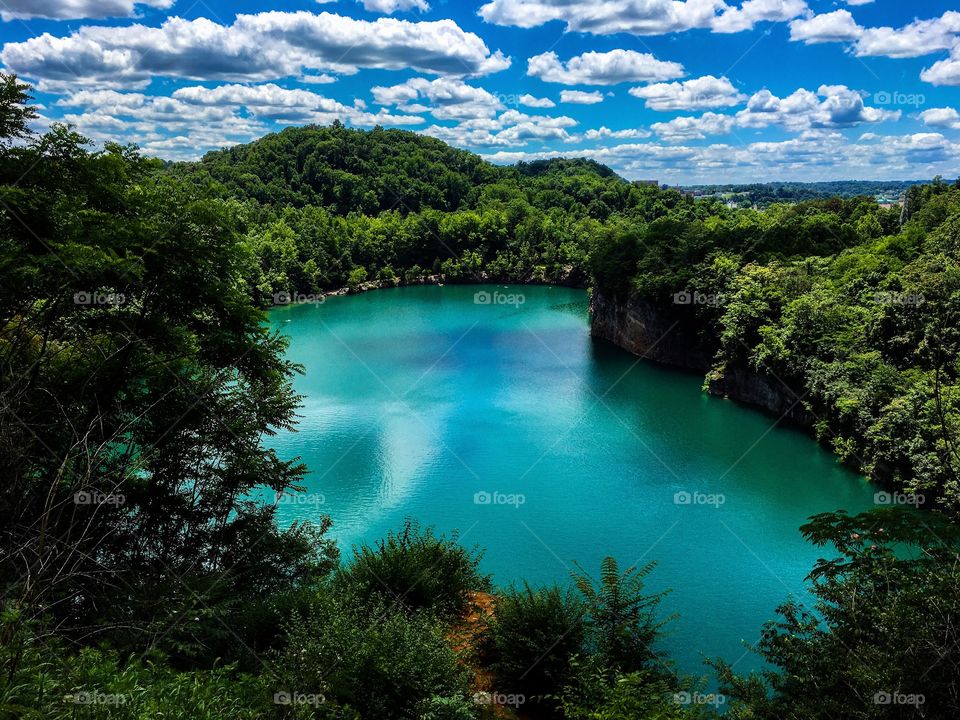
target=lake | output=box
[267,284,877,675]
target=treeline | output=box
[2,73,959,718]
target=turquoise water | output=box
[267,284,876,675]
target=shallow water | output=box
[267,284,876,674]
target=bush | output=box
[485,584,586,707]
[340,520,490,619]
[278,587,475,720]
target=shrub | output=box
[340,520,490,619]
[485,584,586,706]
[278,587,474,720]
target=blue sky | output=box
[1,0,958,182]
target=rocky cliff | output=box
[590,291,815,427]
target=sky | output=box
[1,0,959,183]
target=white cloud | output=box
[583,126,650,140]
[172,83,424,126]
[856,12,960,58]
[300,73,338,84]
[651,112,736,141]
[478,0,808,36]
[0,0,174,21]
[518,93,555,108]
[371,77,503,119]
[0,11,511,93]
[628,75,745,111]
[922,44,960,86]
[359,0,429,13]
[736,84,899,131]
[789,10,862,44]
[845,0,873,5]
[712,0,807,34]
[527,49,684,85]
[421,108,579,147]
[559,90,604,104]
[919,107,960,129]
[48,82,430,159]
[790,10,960,60]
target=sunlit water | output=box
[266,284,876,675]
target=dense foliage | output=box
[173,124,717,297]
[3,75,960,718]
[591,178,960,513]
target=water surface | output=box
[268,284,876,674]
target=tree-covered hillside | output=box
[172,125,711,298]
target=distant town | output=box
[643,179,942,209]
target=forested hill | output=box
[175,123,633,216]
[171,124,687,295]
[178,123,501,212]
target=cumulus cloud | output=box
[527,49,684,85]
[478,0,807,36]
[559,90,604,104]
[359,0,429,13]
[636,83,898,143]
[628,75,745,111]
[422,108,578,147]
[371,77,503,119]
[736,84,898,131]
[171,83,424,125]
[919,107,960,129]
[0,11,511,93]
[712,0,807,34]
[583,127,651,140]
[0,0,174,21]
[789,9,862,44]
[790,10,960,60]
[921,44,960,86]
[651,112,737,141]
[50,83,425,159]
[518,94,555,108]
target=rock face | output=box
[588,291,712,371]
[705,366,816,427]
[590,291,815,427]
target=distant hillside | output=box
[680,179,934,206]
